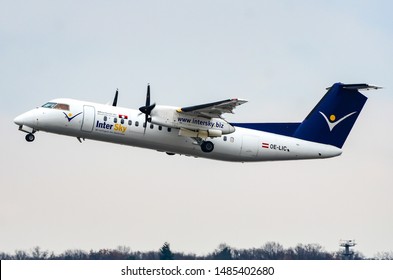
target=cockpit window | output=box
[42,102,57,108]
[41,102,70,111]
[54,103,70,110]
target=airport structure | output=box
[340,240,356,260]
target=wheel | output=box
[25,133,35,142]
[201,141,214,153]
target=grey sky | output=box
[1,0,392,257]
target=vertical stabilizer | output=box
[293,83,379,148]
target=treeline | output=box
[1,242,392,260]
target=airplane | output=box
[14,83,381,162]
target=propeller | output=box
[139,84,156,124]
[112,88,119,107]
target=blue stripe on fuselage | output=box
[231,122,301,137]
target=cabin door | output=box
[240,135,259,158]
[81,105,95,132]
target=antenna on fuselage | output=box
[112,88,119,106]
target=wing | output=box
[177,98,247,118]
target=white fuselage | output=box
[15,98,342,162]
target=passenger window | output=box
[158,126,162,131]
[167,127,172,132]
[114,118,117,123]
[135,121,139,127]
[223,136,227,141]
[230,137,234,143]
[150,124,154,129]
[104,116,107,121]
[121,119,124,124]
[128,120,132,126]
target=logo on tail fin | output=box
[319,111,357,131]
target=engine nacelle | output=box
[150,105,177,127]
[207,129,222,137]
[150,106,235,135]
[174,112,235,134]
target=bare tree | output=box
[374,251,393,260]
[59,249,89,260]
[14,250,29,260]
[260,242,285,260]
[291,244,333,260]
[0,252,12,260]
[31,246,50,260]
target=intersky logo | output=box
[319,111,357,131]
[63,112,82,122]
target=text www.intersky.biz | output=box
[121,266,205,277]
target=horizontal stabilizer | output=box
[326,83,382,91]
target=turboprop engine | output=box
[150,105,235,137]
[137,84,240,153]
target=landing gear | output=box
[201,141,214,153]
[25,133,35,142]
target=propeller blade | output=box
[138,106,148,114]
[139,84,155,117]
[146,84,150,107]
[147,103,156,113]
[112,88,118,107]
[139,104,156,117]
[139,84,155,134]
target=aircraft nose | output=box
[14,109,37,127]
[14,114,24,125]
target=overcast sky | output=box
[1,0,392,257]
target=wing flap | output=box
[177,98,247,118]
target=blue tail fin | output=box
[293,83,377,148]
